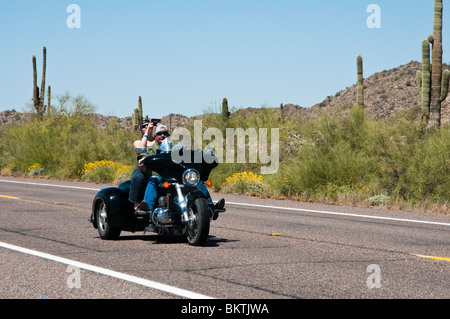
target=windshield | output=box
[158,137,173,153]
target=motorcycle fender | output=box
[92,187,132,228]
[185,190,207,203]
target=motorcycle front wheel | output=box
[185,197,210,246]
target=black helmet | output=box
[140,119,150,127]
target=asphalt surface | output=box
[0,176,449,300]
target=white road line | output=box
[0,241,214,299]
[0,179,101,191]
[226,202,450,227]
[1,179,449,227]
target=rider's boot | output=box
[135,200,150,215]
[139,200,149,211]
[212,198,225,220]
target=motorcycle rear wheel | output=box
[95,197,121,240]
[185,197,210,246]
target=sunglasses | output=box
[156,131,170,136]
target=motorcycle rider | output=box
[128,119,158,211]
[131,122,224,216]
[136,123,169,212]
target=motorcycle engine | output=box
[152,208,172,225]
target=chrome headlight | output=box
[182,169,200,186]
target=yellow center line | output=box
[412,254,450,262]
[0,195,62,206]
[0,195,20,200]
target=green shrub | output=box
[222,171,266,194]
[79,160,133,183]
[368,195,391,206]
[0,114,136,178]
[397,127,450,204]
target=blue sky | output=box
[0,0,448,119]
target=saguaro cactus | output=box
[417,39,432,119]
[441,69,450,102]
[429,0,445,130]
[221,97,230,132]
[32,47,47,120]
[132,96,144,131]
[280,103,284,123]
[417,0,450,131]
[47,85,51,116]
[417,40,449,129]
[356,55,364,107]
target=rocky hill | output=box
[1,61,449,128]
[310,60,450,124]
[86,113,191,132]
[226,61,449,125]
[0,110,191,132]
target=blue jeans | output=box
[143,177,214,211]
[143,176,162,211]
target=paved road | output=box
[0,176,449,300]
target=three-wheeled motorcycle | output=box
[89,140,225,246]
